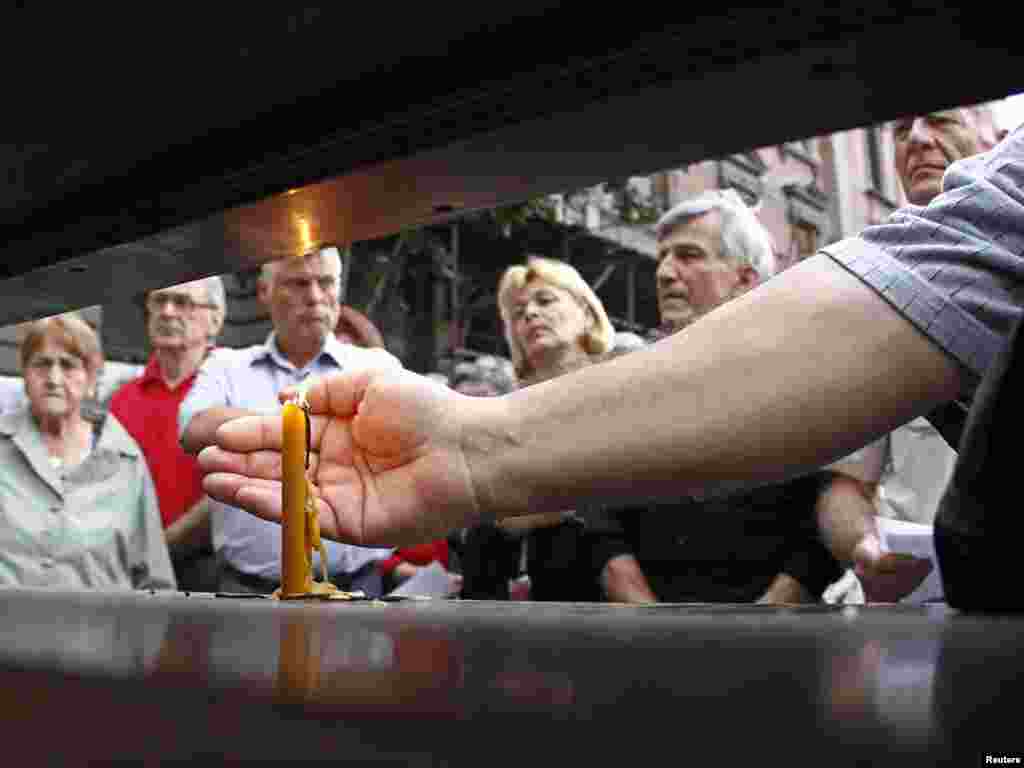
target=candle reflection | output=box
[276,615,321,702]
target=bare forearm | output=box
[467,255,963,520]
[816,475,880,565]
[165,497,212,558]
[601,554,657,603]
[182,406,254,455]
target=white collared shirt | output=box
[179,332,399,580]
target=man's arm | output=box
[177,350,257,455]
[470,254,964,520]
[164,496,213,559]
[134,466,177,591]
[199,255,963,547]
[817,473,881,567]
[196,131,1024,546]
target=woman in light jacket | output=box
[0,313,175,590]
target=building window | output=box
[718,154,765,207]
[782,140,820,167]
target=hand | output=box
[854,550,934,604]
[198,368,491,547]
[394,562,420,582]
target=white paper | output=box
[876,518,945,604]
[386,561,455,599]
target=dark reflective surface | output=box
[0,588,1020,765]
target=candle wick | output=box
[302,403,311,471]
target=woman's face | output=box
[510,278,592,365]
[24,337,95,422]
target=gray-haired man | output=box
[653,188,775,334]
[597,189,845,605]
[179,250,397,595]
[110,276,228,591]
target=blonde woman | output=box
[492,256,615,601]
[497,255,614,386]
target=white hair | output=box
[889,101,1005,152]
[259,247,343,288]
[654,189,777,278]
[201,275,226,315]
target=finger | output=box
[203,473,337,532]
[214,412,334,454]
[203,474,284,522]
[198,446,322,480]
[305,364,402,417]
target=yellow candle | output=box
[281,401,312,596]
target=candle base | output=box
[272,582,369,601]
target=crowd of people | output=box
[0,103,1014,608]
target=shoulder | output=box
[107,375,142,414]
[0,408,27,439]
[206,346,257,367]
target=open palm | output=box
[199,368,483,547]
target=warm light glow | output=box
[296,216,314,255]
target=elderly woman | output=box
[0,313,175,590]
[489,255,615,601]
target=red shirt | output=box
[379,540,450,575]
[109,355,204,528]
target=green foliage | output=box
[603,179,661,226]
[480,198,559,236]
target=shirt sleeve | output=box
[132,461,177,591]
[178,353,235,442]
[822,126,1024,392]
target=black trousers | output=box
[934,312,1024,612]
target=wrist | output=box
[460,392,531,524]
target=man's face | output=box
[259,253,341,350]
[655,210,752,333]
[893,108,989,206]
[146,280,220,351]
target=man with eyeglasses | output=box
[109,277,228,591]
[179,248,398,596]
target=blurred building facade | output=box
[0,122,906,377]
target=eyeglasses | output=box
[146,292,217,313]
